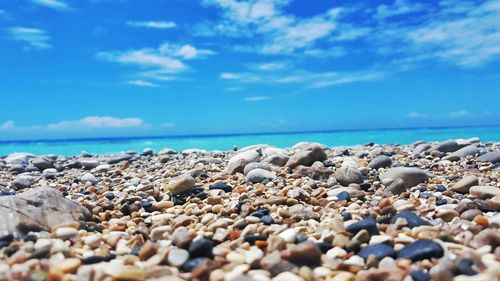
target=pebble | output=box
[188,238,214,258]
[451,175,479,193]
[391,211,430,228]
[397,239,444,261]
[368,155,392,169]
[335,165,364,186]
[346,217,378,235]
[12,174,36,189]
[209,182,232,192]
[55,227,78,239]
[282,241,322,266]
[81,173,98,185]
[470,186,500,199]
[357,244,396,260]
[380,167,430,189]
[476,150,500,163]
[168,248,190,267]
[167,174,196,195]
[245,168,277,183]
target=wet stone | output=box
[209,182,232,192]
[357,244,396,261]
[188,238,214,258]
[397,239,444,262]
[411,270,431,281]
[391,211,431,228]
[346,217,378,235]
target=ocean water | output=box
[0,126,499,156]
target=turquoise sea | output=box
[0,126,499,156]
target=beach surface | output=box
[0,138,499,280]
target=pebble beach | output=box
[0,138,499,281]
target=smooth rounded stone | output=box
[81,173,98,185]
[273,272,303,281]
[391,211,430,228]
[159,148,177,155]
[168,248,189,267]
[80,159,99,169]
[457,258,478,276]
[385,178,406,195]
[397,239,444,261]
[188,238,214,258]
[411,270,431,281]
[443,145,480,161]
[0,186,89,237]
[431,140,462,153]
[226,149,261,174]
[107,153,133,164]
[25,165,40,172]
[282,241,322,266]
[346,217,378,235]
[476,150,500,163]
[209,182,232,192]
[460,209,482,221]
[285,144,327,169]
[8,164,25,174]
[12,174,36,189]
[31,157,53,170]
[56,227,78,239]
[243,162,273,175]
[368,155,392,169]
[469,186,500,199]
[167,174,196,195]
[451,176,479,194]
[470,229,500,248]
[142,148,154,156]
[357,244,396,261]
[336,191,351,202]
[181,257,209,272]
[5,152,36,165]
[53,258,81,274]
[380,167,431,189]
[335,166,363,186]
[245,168,277,183]
[413,143,431,155]
[42,168,57,179]
[95,164,111,173]
[263,153,289,167]
[278,229,297,243]
[84,233,102,247]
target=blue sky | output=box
[0,0,499,140]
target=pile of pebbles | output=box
[0,138,499,281]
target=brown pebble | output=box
[282,241,322,266]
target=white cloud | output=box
[245,96,270,101]
[159,43,216,60]
[407,112,426,118]
[0,121,15,129]
[98,42,215,83]
[220,72,241,79]
[126,80,160,87]
[47,116,146,130]
[253,62,288,71]
[8,27,52,49]
[31,0,71,11]
[449,110,469,118]
[375,0,424,20]
[160,122,175,128]
[127,21,176,29]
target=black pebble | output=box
[0,191,15,196]
[23,234,38,242]
[359,183,371,191]
[181,257,209,272]
[82,256,106,265]
[346,217,378,235]
[4,247,19,257]
[436,185,447,192]
[410,270,431,281]
[105,193,115,200]
[342,212,352,221]
[398,239,444,261]
[336,191,351,202]
[210,182,233,192]
[141,201,153,209]
[103,204,115,211]
[188,238,214,258]
[436,198,447,206]
[194,192,207,200]
[295,233,308,243]
[457,258,477,276]
[260,215,274,225]
[244,235,267,245]
[130,245,141,256]
[358,244,396,260]
[316,242,332,253]
[250,211,265,218]
[391,211,430,228]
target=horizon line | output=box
[0,124,499,145]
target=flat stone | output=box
[380,167,431,189]
[12,174,36,190]
[0,186,89,237]
[107,154,133,164]
[346,217,378,235]
[368,155,392,169]
[476,150,500,163]
[286,144,327,169]
[358,244,396,260]
[168,248,189,267]
[431,140,463,153]
[385,178,406,195]
[451,176,479,194]
[391,211,430,228]
[209,182,232,192]
[56,227,78,239]
[80,159,99,169]
[263,153,289,167]
[245,168,277,183]
[81,173,97,185]
[397,239,444,261]
[413,143,431,155]
[31,157,53,170]
[167,175,196,195]
[443,145,480,161]
[469,186,500,199]
[243,162,272,175]
[227,149,261,174]
[282,241,322,266]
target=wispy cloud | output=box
[127,21,176,29]
[375,0,424,20]
[160,122,175,128]
[7,27,52,49]
[97,42,216,84]
[31,0,71,11]
[126,80,160,87]
[449,109,469,118]
[47,116,147,130]
[407,111,426,118]
[0,121,15,130]
[245,96,270,102]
